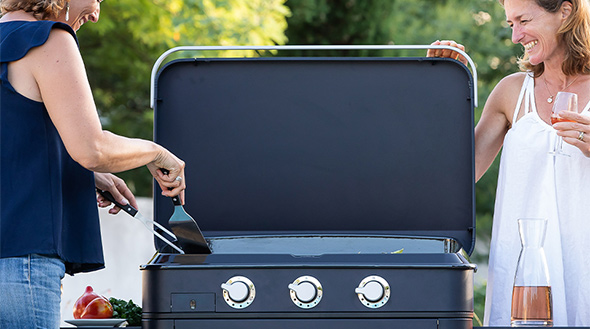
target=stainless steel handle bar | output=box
[150,45,478,108]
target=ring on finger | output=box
[578,131,585,142]
[175,176,183,182]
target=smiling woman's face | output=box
[504,0,570,66]
[66,0,103,31]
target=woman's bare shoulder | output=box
[496,71,528,90]
[27,27,80,62]
[26,27,84,88]
[487,72,529,111]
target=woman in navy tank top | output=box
[0,1,187,327]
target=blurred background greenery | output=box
[79,0,521,324]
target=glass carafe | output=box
[511,218,553,327]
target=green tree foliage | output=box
[284,0,397,55]
[78,0,290,195]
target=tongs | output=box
[96,189,185,254]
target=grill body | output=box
[142,251,474,328]
[143,55,477,329]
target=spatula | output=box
[161,169,211,254]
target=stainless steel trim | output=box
[150,45,478,109]
[443,239,460,253]
[221,276,256,309]
[288,275,323,309]
[356,275,390,309]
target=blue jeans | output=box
[0,254,65,329]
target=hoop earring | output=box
[65,2,70,21]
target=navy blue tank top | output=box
[1,21,104,275]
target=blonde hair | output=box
[500,0,590,77]
[1,0,67,20]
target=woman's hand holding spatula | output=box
[146,146,186,202]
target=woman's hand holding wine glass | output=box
[549,92,578,157]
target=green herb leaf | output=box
[108,297,142,326]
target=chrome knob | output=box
[221,281,249,302]
[356,275,390,308]
[288,276,322,308]
[355,280,383,302]
[221,276,255,308]
[288,281,316,303]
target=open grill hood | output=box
[142,47,477,329]
[152,56,475,255]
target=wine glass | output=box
[549,91,578,157]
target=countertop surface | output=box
[62,326,590,329]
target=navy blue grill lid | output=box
[153,57,475,255]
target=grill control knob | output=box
[221,276,255,309]
[355,276,390,308]
[221,281,248,302]
[355,281,383,302]
[288,276,323,309]
[288,281,316,302]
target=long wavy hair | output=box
[1,0,67,20]
[500,0,590,77]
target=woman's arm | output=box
[26,29,185,198]
[474,73,525,181]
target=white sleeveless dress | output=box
[483,73,590,326]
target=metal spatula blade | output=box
[159,168,211,254]
[169,194,211,254]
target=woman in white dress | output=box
[428,0,590,326]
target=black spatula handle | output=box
[96,188,138,216]
[160,168,182,206]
